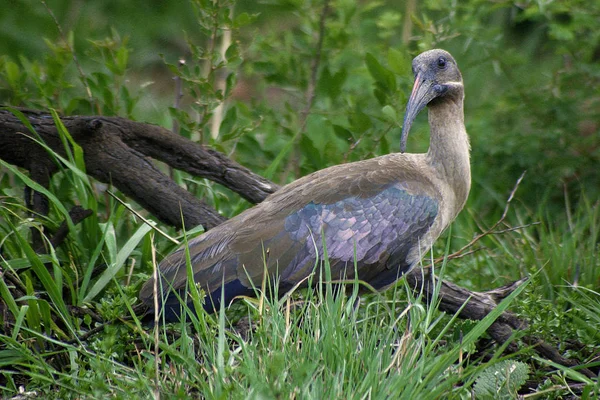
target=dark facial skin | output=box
[400,49,463,153]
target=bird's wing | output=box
[140,155,441,313]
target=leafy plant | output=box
[474,360,530,399]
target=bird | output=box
[140,49,471,321]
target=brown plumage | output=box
[140,49,470,321]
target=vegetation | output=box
[0,0,599,398]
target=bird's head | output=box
[400,49,463,153]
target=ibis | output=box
[140,49,471,321]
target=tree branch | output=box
[0,108,277,230]
[299,0,330,132]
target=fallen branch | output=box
[0,107,277,230]
[406,267,596,379]
[38,205,93,252]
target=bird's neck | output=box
[426,96,471,212]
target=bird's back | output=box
[140,154,446,319]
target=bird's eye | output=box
[437,57,447,69]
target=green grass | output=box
[1,163,598,398]
[0,210,526,399]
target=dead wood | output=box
[0,108,277,231]
[405,269,596,379]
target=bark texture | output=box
[0,108,277,231]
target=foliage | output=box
[0,0,599,398]
[473,360,530,399]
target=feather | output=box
[140,157,441,318]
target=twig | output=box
[126,258,136,287]
[282,0,330,178]
[107,191,179,245]
[426,222,539,266]
[40,0,96,112]
[150,232,160,396]
[210,10,233,140]
[299,0,330,132]
[563,181,574,234]
[491,222,540,235]
[65,322,110,344]
[439,171,528,262]
[421,172,531,267]
[170,59,185,180]
[67,305,103,324]
[172,60,185,134]
[46,206,93,250]
[0,263,27,296]
[434,248,483,263]
[402,0,416,44]
[523,383,589,399]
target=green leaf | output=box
[381,105,397,122]
[0,349,28,367]
[49,108,87,174]
[387,48,410,76]
[300,135,322,169]
[474,360,530,399]
[78,220,112,303]
[234,12,256,27]
[11,306,29,341]
[84,222,153,302]
[0,268,20,320]
[332,124,354,142]
[365,52,395,93]
[263,128,302,180]
[373,86,388,106]
[349,111,372,134]
[0,160,73,234]
[365,53,387,83]
[2,106,42,141]
[320,67,348,100]
[116,46,129,74]
[4,61,20,86]
[219,106,240,141]
[7,220,72,334]
[533,356,595,385]
[379,134,390,154]
[225,72,237,97]
[3,255,55,270]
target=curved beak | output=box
[400,73,438,153]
